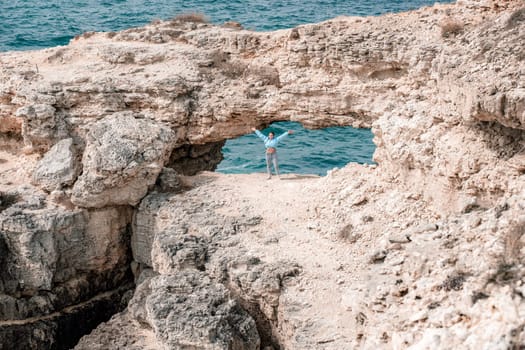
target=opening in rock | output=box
[216,121,375,176]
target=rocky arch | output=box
[0,1,524,348]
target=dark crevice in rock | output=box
[167,140,225,175]
[154,167,185,193]
[0,192,20,212]
[487,263,525,287]
[234,296,282,350]
[474,121,525,159]
[0,193,136,349]
[0,283,133,350]
[0,266,133,322]
[506,7,525,29]
[216,263,293,350]
[0,132,23,152]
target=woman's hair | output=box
[269,132,275,136]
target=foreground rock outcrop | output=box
[0,186,133,349]
[0,0,524,348]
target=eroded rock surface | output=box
[96,169,525,349]
[80,180,300,349]
[146,272,260,350]
[0,186,134,349]
[71,113,177,208]
[0,0,524,349]
[32,138,80,192]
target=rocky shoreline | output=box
[0,0,524,348]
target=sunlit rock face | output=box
[1,1,523,209]
[0,0,524,349]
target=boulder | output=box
[0,286,131,350]
[32,138,79,191]
[71,113,176,208]
[76,271,262,350]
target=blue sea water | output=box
[217,122,376,176]
[1,0,453,52]
[0,0,452,175]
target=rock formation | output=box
[0,186,133,349]
[0,0,524,348]
[70,113,176,208]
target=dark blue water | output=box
[1,0,452,175]
[217,122,375,176]
[0,0,453,52]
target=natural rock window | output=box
[217,121,376,176]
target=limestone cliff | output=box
[0,0,524,349]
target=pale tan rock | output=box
[74,311,160,350]
[78,270,261,350]
[15,104,67,152]
[32,138,79,191]
[71,113,176,208]
[1,1,524,349]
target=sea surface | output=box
[216,122,376,176]
[0,0,453,175]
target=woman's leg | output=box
[272,153,279,177]
[265,153,272,178]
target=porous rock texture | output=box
[31,138,79,192]
[0,186,133,349]
[0,0,524,349]
[70,112,177,208]
[76,271,261,350]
